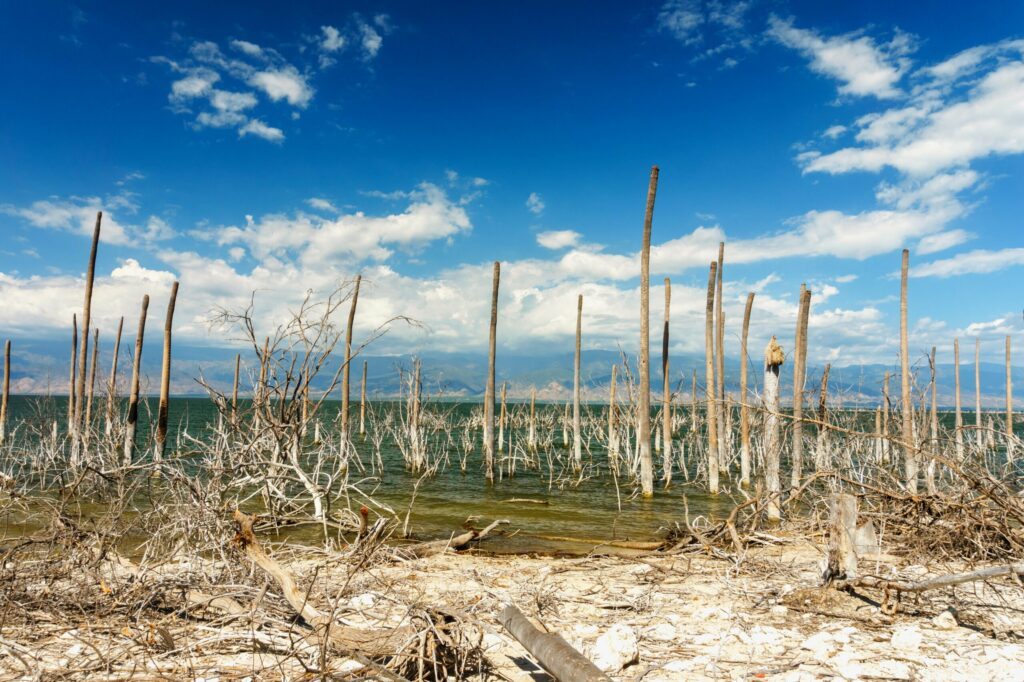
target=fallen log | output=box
[840,562,1024,594]
[499,604,611,682]
[404,518,509,558]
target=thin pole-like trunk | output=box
[638,166,659,497]
[976,338,983,448]
[0,340,9,445]
[882,371,891,462]
[231,353,240,427]
[69,315,78,434]
[104,317,124,437]
[954,338,964,460]
[764,337,784,520]
[714,242,726,467]
[83,329,99,449]
[815,363,831,470]
[499,381,507,453]
[739,292,754,488]
[662,278,672,485]
[608,365,617,471]
[124,295,149,466]
[341,274,361,441]
[900,249,916,492]
[1007,335,1014,460]
[154,282,179,466]
[529,386,537,450]
[573,294,583,471]
[791,285,811,489]
[73,212,102,448]
[704,261,719,493]
[360,360,367,437]
[927,347,938,494]
[484,262,500,482]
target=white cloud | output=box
[1,197,131,245]
[359,20,383,59]
[306,197,339,213]
[911,248,1024,278]
[238,119,284,142]
[526,192,545,215]
[916,229,973,255]
[822,125,846,139]
[536,230,580,250]
[248,66,313,107]
[230,39,263,57]
[320,26,346,52]
[767,15,915,99]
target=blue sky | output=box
[2,0,1024,385]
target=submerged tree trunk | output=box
[662,278,672,486]
[573,294,583,471]
[341,274,361,445]
[68,315,78,436]
[638,166,659,498]
[608,364,617,472]
[954,338,964,460]
[124,295,149,467]
[739,292,754,488]
[484,261,500,482]
[154,282,179,467]
[104,317,124,437]
[714,242,726,470]
[73,212,102,459]
[704,261,719,494]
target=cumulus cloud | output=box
[306,197,339,213]
[536,230,580,250]
[767,15,915,99]
[526,192,545,215]
[238,119,285,142]
[911,248,1024,278]
[247,66,313,107]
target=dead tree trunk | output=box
[638,166,659,498]
[341,274,361,445]
[608,364,618,472]
[154,282,179,466]
[739,292,754,488]
[976,338,983,448]
[791,285,811,489]
[124,295,149,467]
[715,243,726,469]
[573,294,583,470]
[360,359,367,437]
[68,314,78,436]
[900,249,917,492]
[1006,334,1014,460]
[823,493,858,583]
[104,317,124,437]
[484,261,500,483]
[662,277,672,486]
[705,261,720,494]
[498,605,611,682]
[764,337,784,521]
[927,347,938,494]
[0,340,9,446]
[73,212,101,455]
[954,338,964,460]
[815,363,831,471]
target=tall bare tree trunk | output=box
[73,213,102,453]
[104,317,124,437]
[704,261,719,494]
[900,249,916,492]
[341,274,361,444]
[154,282,179,466]
[69,315,78,435]
[484,261,500,483]
[815,363,831,471]
[714,243,726,468]
[882,371,891,462]
[976,338,983,448]
[573,294,583,471]
[608,365,617,472]
[124,295,149,467]
[529,386,537,450]
[499,381,507,453]
[924,346,938,494]
[0,340,9,446]
[739,292,754,488]
[360,359,367,437]
[638,166,659,498]
[231,353,240,428]
[83,329,99,451]
[791,285,811,489]
[953,338,963,460]
[1007,335,1014,460]
[662,278,672,486]
[764,337,784,521]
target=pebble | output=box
[932,610,958,630]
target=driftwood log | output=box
[404,518,509,558]
[499,604,611,682]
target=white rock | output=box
[800,631,836,662]
[65,644,84,658]
[647,623,677,641]
[481,632,504,652]
[890,626,922,652]
[592,623,639,673]
[335,660,365,675]
[932,610,958,630]
[347,593,377,609]
[770,605,789,617]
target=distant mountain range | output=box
[4,337,1022,408]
